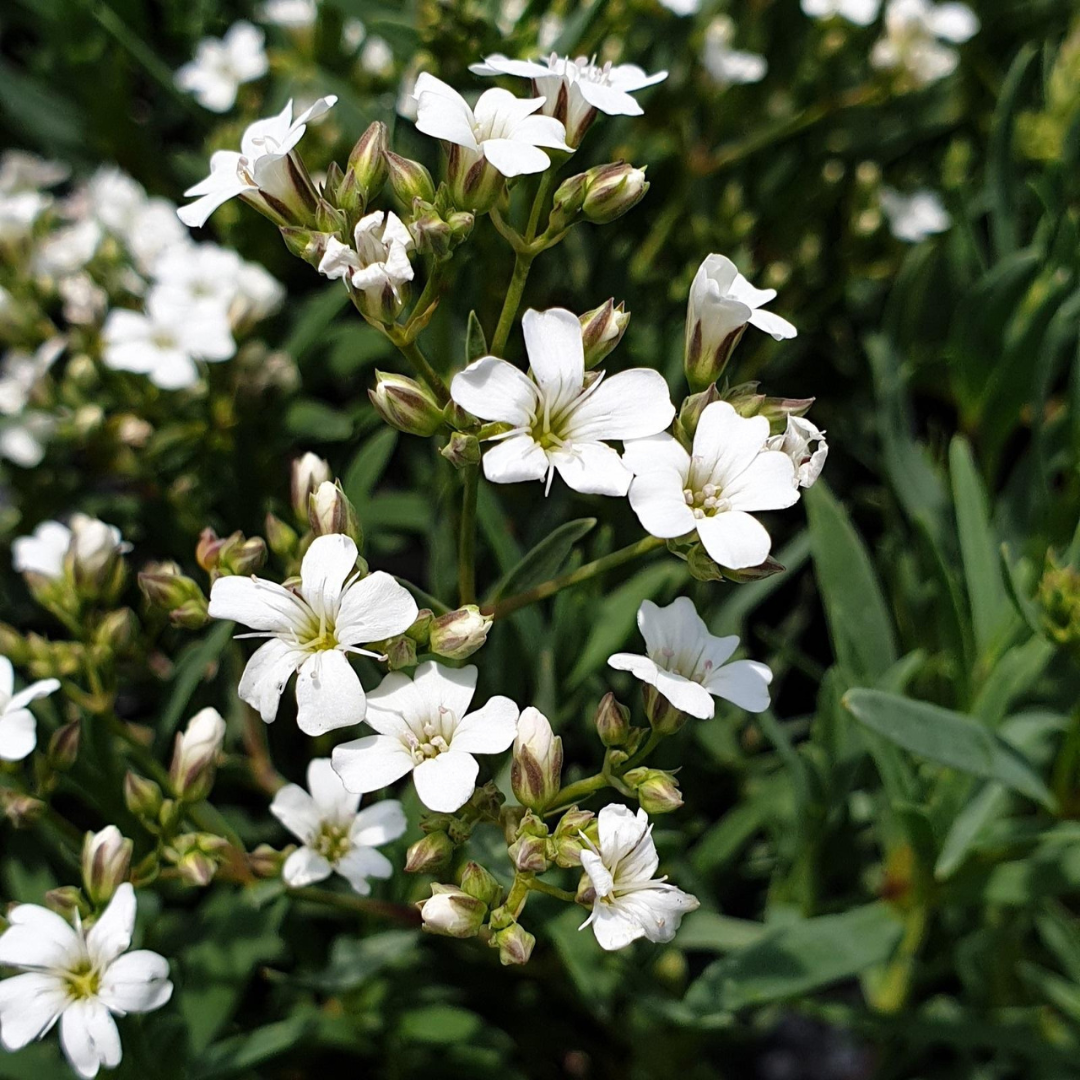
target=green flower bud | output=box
[508,833,551,873]
[48,721,81,771]
[308,480,363,547]
[446,145,504,215]
[674,384,722,449]
[280,226,332,267]
[264,512,299,559]
[579,299,630,369]
[138,562,206,612]
[175,849,218,887]
[381,633,418,670]
[511,707,562,811]
[81,825,133,905]
[624,767,684,814]
[581,162,649,224]
[171,597,211,630]
[492,921,535,966]
[552,808,596,868]
[347,121,390,204]
[93,607,138,655]
[315,197,347,236]
[369,371,444,437]
[686,543,726,582]
[291,452,332,525]
[0,790,45,827]
[458,861,503,907]
[417,883,487,937]
[385,151,436,207]
[549,171,588,232]
[594,692,631,747]
[724,380,765,418]
[404,830,455,874]
[169,707,226,803]
[643,684,687,735]
[124,771,163,820]
[248,843,286,879]
[405,608,434,645]
[45,886,89,920]
[429,604,492,660]
[440,431,481,468]
[218,534,268,577]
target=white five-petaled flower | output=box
[608,597,772,719]
[0,884,173,1079]
[469,53,667,145]
[0,654,60,762]
[271,759,406,893]
[332,660,520,813]
[11,516,127,580]
[176,95,337,228]
[318,210,414,313]
[701,18,768,87]
[101,287,235,390]
[208,534,418,736]
[879,187,951,242]
[870,0,978,86]
[175,21,269,113]
[579,804,699,951]
[625,401,800,569]
[451,307,675,497]
[801,0,881,25]
[767,415,828,489]
[412,73,571,178]
[0,338,64,468]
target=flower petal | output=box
[8,676,60,711]
[522,307,584,410]
[335,570,419,646]
[747,306,797,340]
[587,899,646,951]
[551,441,632,496]
[412,750,478,812]
[208,574,310,633]
[238,638,303,724]
[414,74,478,151]
[269,782,320,843]
[0,972,67,1050]
[97,951,173,1015]
[696,509,773,569]
[307,756,361,822]
[721,449,800,513]
[692,402,771,488]
[705,659,773,713]
[336,846,394,894]
[350,799,407,847]
[86,882,136,968]
[482,139,552,177]
[564,368,674,443]
[0,903,80,969]
[300,533,359,621]
[652,669,717,719]
[0,708,36,762]
[332,735,415,794]
[597,803,650,866]
[60,1000,121,1079]
[451,695,519,754]
[451,356,538,424]
[413,660,478,720]
[482,434,550,485]
[282,846,334,887]
[295,651,366,735]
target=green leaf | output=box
[306,930,419,991]
[284,400,354,442]
[676,911,769,953]
[486,517,597,602]
[465,310,487,363]
[343,427,398,508]
[397,1005,483,1045]
[684,903,903,1014]
[805,483,897,683]
[844,689,1054,808]
[155,621,235,750]
[191,1015,312,1080]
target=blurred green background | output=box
[3,1,1080,1078]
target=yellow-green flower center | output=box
[312,822,351,863]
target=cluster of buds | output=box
[550,162,649,232]
[138,562,209,629]
[163,832,230,887]
[196,528,268,580]
[403,183,475,261]
[417,860,502,939]
[624,768,684,815]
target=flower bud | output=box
[725,380,766,418]
[758,396,816,431]
[380,633,418,670]
[643,684,687,735]
[674,384,722,449]
[94,607,138,655]
[170,707,226,802]
[171,598,212,630]
[308,480,363,547]
[458,861,502,908]
[248,843,285,878]
[511,707,562,811]
[0,622,29,665]
[417,883,487,938]
[369,371,444,437]
[581,162,649,224]
[334,167,363,215]
[315,197,347,236]
[124,771,163,820]
[575,871,596,908]
[429,604,492,660]
[217,534,268,577]
[549,171,588,232]
[508,833,551,873]
[579,299,630,369]
[48,721,81,771]
[594,692,631,747]
[45,886,89,920]
[686,543,725,583]
[405,608,434,645]
[625,767,684,814]
[165,833,229,887]
[140,561,206,611]
[69,514,126,601]
[348,121,389,205]
[291,453,332,524]
[440,431,481,468]
[404,831,455,874]
[280,226,332,267]
[492,922,535,966]
[81,825,133,905]
[175,849,218,887]
[385,151,436,207]
[552,808,596,868]
[446,145,505,215]
[264,512,299,559]
[195,528,226,572]
[0,791,45,827]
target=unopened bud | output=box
[552,808,596,868]
[308,480,363,547]
[492,922,535,966]
[417,883,487,937]
[429,604,492,660]
[124,771,163,819]
[594,692,631,747]
[404,830,455,874]
[446,145,504,215]
[140,562,207,617]
[81,825,133,905]
[370,371,444,437]
[575,871,596,908]
[508,833,551,873]
[69,514,126,601]
[405,609,434,645]
[170,707,226,802]
[511,707,562,811]
[381,633,417,670]
[440,431,481,468]
[280,226,332,267]
[45,886,88,919]
[675,384,722,449]
[48,721,81,771]
[686,543,725,582]
[315,197,346,236]
[579,299,630,368]
[643,684,687,735]
[265,512,299,558]
[581,162,649,224]
[248,844,286,878]
[458,861,502,908]
[1,790,45,827]
[625,767,684,814]
[218,534,268,577]
[195,529,226,572]
[386,151,436,206]
[176,849,218,887]
[171,597,211,630]
[348,121,389,205]
[93,607,138,656]
[721,556,786,583]
[549,172,588,231]
[291,453,332,524]
[0,622,28,665]
[725,380,766,418]
[759,396,816,431]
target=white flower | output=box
[231,260,285,324]
[271,759,406,893]
[33,219,103,278]
[169,707,226,797]
[880,186,951,241]
[69,514,130,581]
[413,73,570,178]
[0,338,63,416]
[207,533,418,736]
[0,413,54,468]
[126,200,189,274]
[11,520,72,578]
[608,597,772,719]
[332,660,519,813]
[177,96,337,228]
[343,18,366,52]
[0,190,50,243]
[83,167,147,236]
[625,401,799,569]
[870,0,978,85]
[579,804,699,951]
[451,307,675,497]
[0,655,60,762]
[257,0,316,27]
[360,36,394,76]
[0,151,68,193]
[658,0,702,14]
[152,242,242,308]
[766,415,828,488]
[702,18,768,86]
[318,210,414,312]
[58,274,108,327]
[801,0,881,25]
[0,884,172,1078]
[175,22,269,112]
[101,288,235,389]
[469,54,667,145]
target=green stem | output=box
[394,338,449,405]
[458,465,479,606]
[543,772,608,816]
[286,885,421,925]
[490,250,533,357]
[621,729,663,773]
[527,878,577,903]
[486,535,665,620]
[405,263,443,333]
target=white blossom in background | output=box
[451,307,674,497]
[0,884,172,1078]
[880,186,951,241]
[11,519,73,578]
[342,18,366,53]
[579,804,699,951]
[702,17,768,86]
[0,150,68,193]
[658,0,702,14]
[360,36,394,76]
[625,401,800,569]
[231,260,286,324]
[0,338,64,468]
[257,0,316,27]
[318,210,414,312]
[332,661,520,813]
[801,0,881,25]
[0,190,50,243]
[413,73,571,178]
[271,759,406,892]
[469,54,667,145]
[208,534,418,736]
[152,242,243,310]
[101,288,235,389]
[609,597,773,719]
[0,654,60,762]
[767,415,828,488]
[870,0,979,85]
[58,274,109,326]
[177,96,337,228]
[126,199,189,275]
[33,218,103,278]
[175,21,268,112]
[81,167,146,236]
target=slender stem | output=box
[543,772,608,816]
[404,263,443,334]
[620,729,663,773]
[395,339,450,405]
[525,170,559,243]
[486,535,665,620]
[527,878,577,903]
[286,885,421,925]
[490,251,533,357]
[240,706,283,796]
[458,465,479,606]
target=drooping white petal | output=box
[586,898,646,951]
[412,750,478,812]
[413,74,479,151]
[7,676,61,712]
[449,695,519,754]
[282,846,334,887]
[747,307,798,340]
[332,735,416,794]
[695,508,774,569]
[480,139,553,177]
[482,434,550,485]
[0,708,37,761]
[704,659,773,713]
[551,441,633,497]
[238,638,304,724]
[97,951,173,1015]
[334,570,419,647]
[60,1000,121,1079]
[295,651,366,736]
